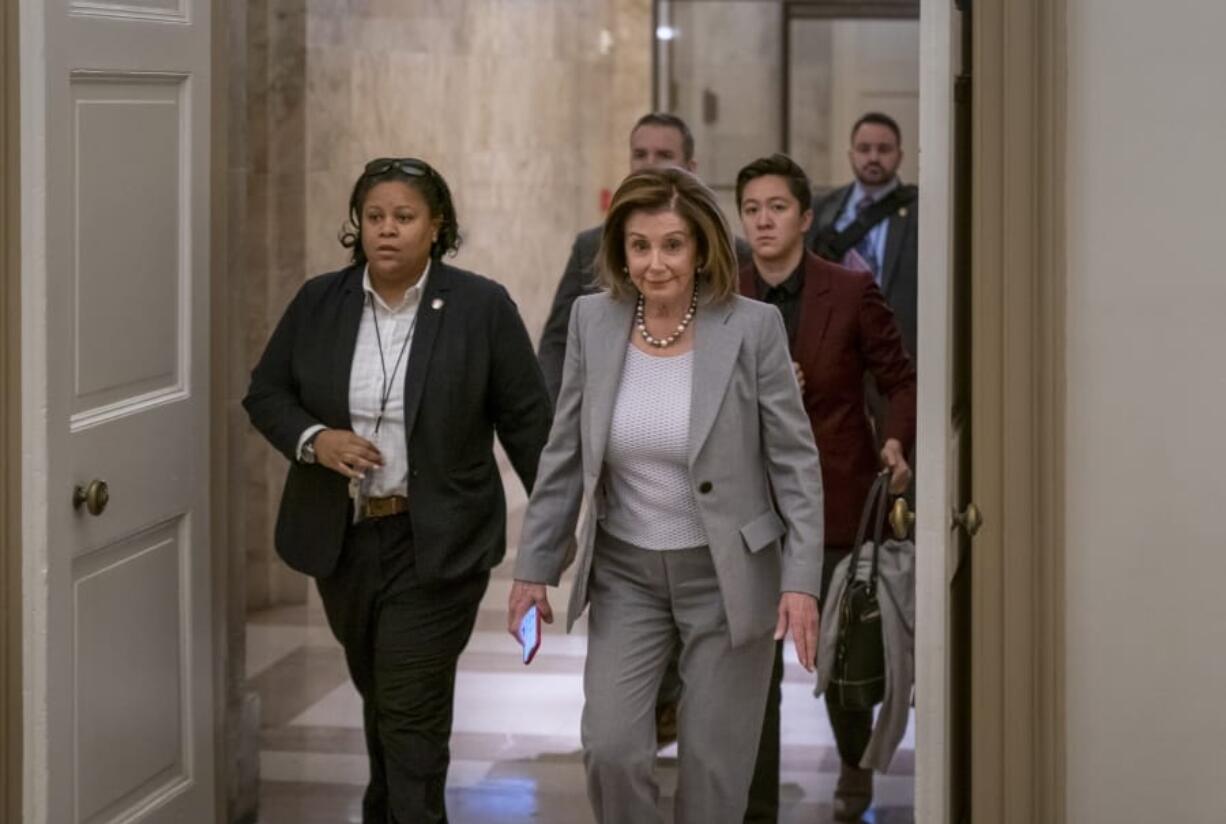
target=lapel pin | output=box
[898,207,909,218]
[431,298,445,310]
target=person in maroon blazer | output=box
[735,154,916,823]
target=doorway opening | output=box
[223,1,1067,821]
[655,0,923,818]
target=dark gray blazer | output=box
[537,226,754,404]
[243,262,552,583]
[805,182,918,359]
[515,292,824,647]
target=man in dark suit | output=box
[537,112,751,401]
[806,112,917,359]
[738,154,916,822]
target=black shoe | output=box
[655,699,679,749]
[832,762,872,821]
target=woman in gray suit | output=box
[507,167,825,824]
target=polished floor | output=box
[249,481,915,823]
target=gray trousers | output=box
[582,529,776,824]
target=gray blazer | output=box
[537,226,755,404]
[514,291,825,647]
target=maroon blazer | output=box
[740,251,917,549]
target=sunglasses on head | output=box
[363,157,431,178]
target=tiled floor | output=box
[248,481,915,823]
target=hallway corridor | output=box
[246,480,916,823]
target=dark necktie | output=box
[854,195,881,282]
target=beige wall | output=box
[215,0,261,817]
[301,0,651,338]
[1064,2,1226,820]
[244,0,310,609]
[668,1,781,221]
[243,0,652,608]
[670,1,781,190]
[667,6,918,219]
[789,19,919,190]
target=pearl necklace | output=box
[635,287,699,349]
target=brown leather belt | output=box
[360,495,409,520]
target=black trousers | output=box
[315,513,488,824]
[742,547,874,824]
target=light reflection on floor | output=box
[250,483,915,823]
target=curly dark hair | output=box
[339,157,462,264]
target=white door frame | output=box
[914,0,956,820]
[916,0,1068,821]
[2,0,22,817]
[17,0,51,812]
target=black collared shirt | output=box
[754,261,806,347]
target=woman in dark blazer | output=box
[243,157,551,824]
[507,167,825,824]
[736,153,916,822]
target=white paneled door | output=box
[22,0,214,821]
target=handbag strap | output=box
[868,472,890,592]
[844,471,892,592]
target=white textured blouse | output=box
[602,345,709,550]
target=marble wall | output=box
[245,0,312,610]
[216,0,262,819]
[301,0,652,335]
[242,0,652,610]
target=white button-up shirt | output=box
[297,262,429,499]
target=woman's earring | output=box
[622,265,629,274]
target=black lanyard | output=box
[369,295,418,434]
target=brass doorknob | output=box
[889,498,915,540]
[953,502,982,537]
[73,479,109,516]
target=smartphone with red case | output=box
[519,605,541,665]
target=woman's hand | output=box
[507,579,554,640]
[313,429,383,480]
[775,591,820,673]
[880,438,912,494]
[792,361,806,393]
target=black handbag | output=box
[830,472,892,711]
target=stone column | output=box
[245,0,311,611]
[214,0,262,820]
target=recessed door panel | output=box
[70,1,187,25]
[74,520,187,822]
[72,77,186,420]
